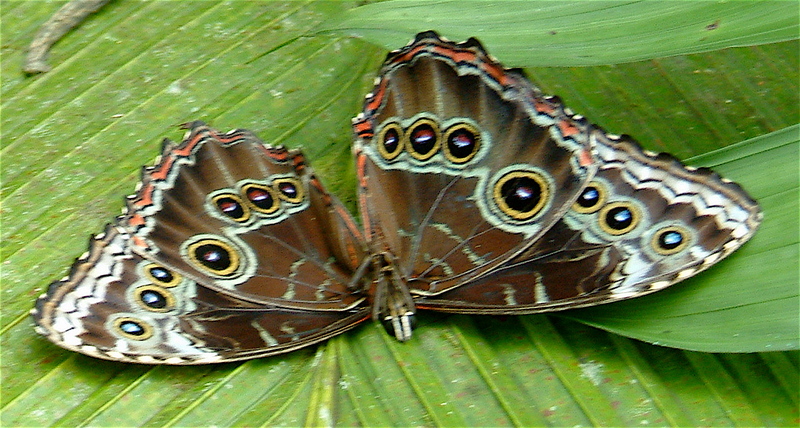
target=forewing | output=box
[353,31,596,295]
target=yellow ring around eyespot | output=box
[144,264,182,288]
[572,182,606,214]
[598,201,641,236]
[273,177,305,204]
[651,225,691,255]
[376,122,404,161]
[186,238,240,276]
[211,192,251,222]
[493,170,550,221]
[113,317,154,341]
[442,122,481,164]
[134,285,176,313]
[241,183,280,214]
[404,117,441,161]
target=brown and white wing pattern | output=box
[415,131,762,313]
[33,122,370,364]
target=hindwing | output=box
[415,131,762,312]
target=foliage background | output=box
[1,1,798,426]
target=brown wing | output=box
[33,122,370,364]
[33,226,369,364]
[353,31,596,296]
[120,122,366,310]
[414,132,762,313]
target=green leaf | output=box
[322,1,800,66]
[2,1,797,427]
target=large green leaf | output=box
[323,1,799,66]
[2,1,797,427]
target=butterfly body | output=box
[33,32,761,364]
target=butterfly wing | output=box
[415,132,762,312]
[33,122,370,364]
[120,122,366,310]
[354,31,761,315]
[354,31,596,296]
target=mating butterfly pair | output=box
[33,32,761,364]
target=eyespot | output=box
[405,118,441,161]
[443,122,481,164]
[242,184,279,214]
[652,225,691,255]
[144,264,181,288]
[185,237,240,276]
[598,202,640,235]
[273,177,304,204]
[376,122,404,161]
[212,193,250,222]
[135,285,175,312]
[493,170,551,220]
[113,317,153,341]
[572,183,606,214]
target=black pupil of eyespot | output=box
[659,230,684,249]
[149,267,173,283]
[606,206,633,230]
[577,187,600,208]
[278,182,297,198]
[383,128,400,153]
[195,244,232,272]
[247,188,274,209]
[216,196,244,219]
[410,124,436,154]
[140,289,167,309]
[119,320,145,336]
[501,177,541,213]
[447,128,476,159]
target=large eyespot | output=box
[144,264,181,288]
[186,238,240,276]
[376,122,404,161]
[443,122,481,164]
[573,182,606,214]
[273,177,304,204]
[212,193,250,222]
[242,184,279,214]
[405,118,441,161]
[113,317,153,341]
[135,285,175,312]
[651,225,691,255]
[598,202,640,235]
[493,170,551,220]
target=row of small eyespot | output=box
[212,178,304,223]
[114,264,183,340]
[376,118,482,164]
[573,182,690,255]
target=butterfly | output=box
[32,31,762,364]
